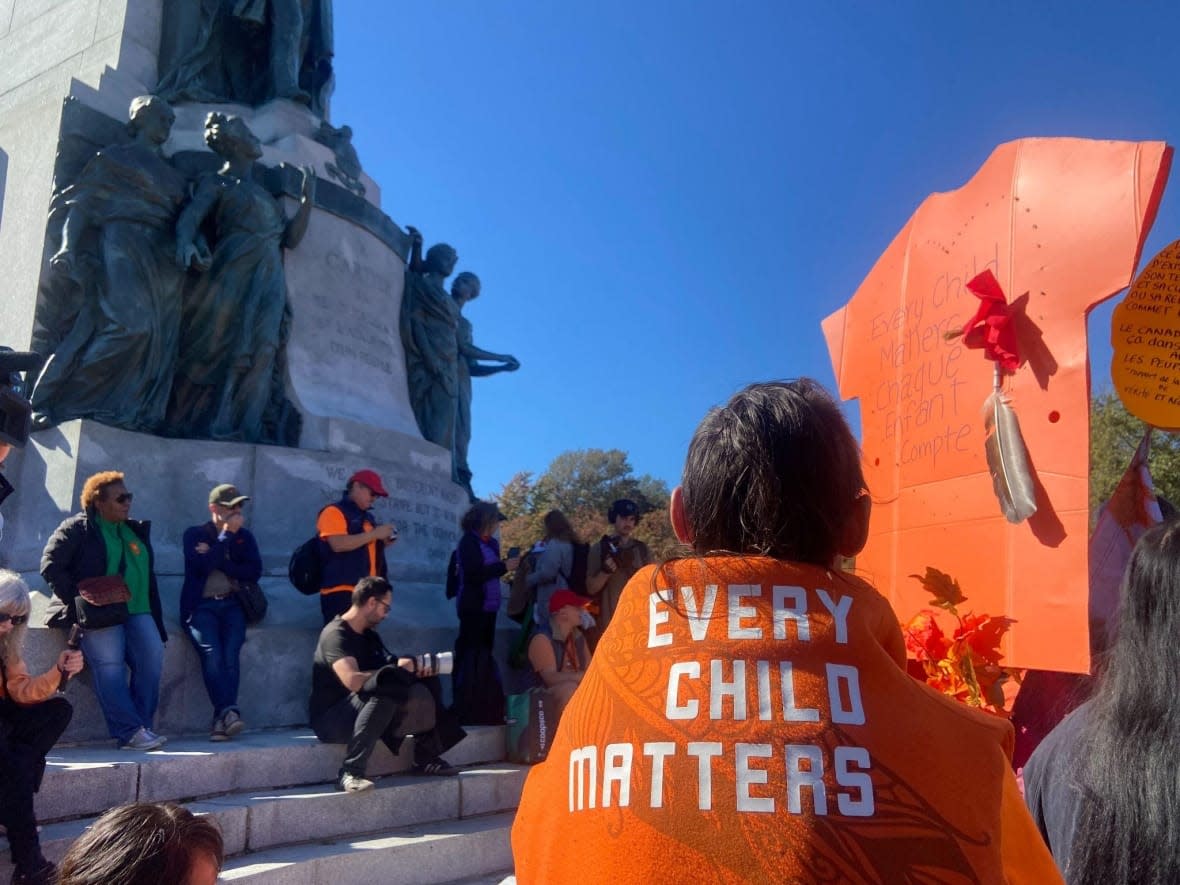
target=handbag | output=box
[506,686,556,764]
[235,580,268,624]
[75,575,131,630]
[74,544,131,630]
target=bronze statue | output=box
[400,228,460,453]
[157,0,334,115]
[315,122,365,196]
[166,113,313,446]
[452,272,519,497]
[30,96,192,433]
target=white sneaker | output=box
[337,772,374,793]
[120,727,165,751]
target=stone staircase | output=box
[3,726,522,884]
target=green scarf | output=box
[96,516,151,615]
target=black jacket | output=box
[41,512,167,643]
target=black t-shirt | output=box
[308,617,392,720]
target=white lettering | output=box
[569,747,598,811]
[780,662,820,722]
[835,746,875,816]
[816,589,852,644]
[648,589,673,648]
[681,584,719,641]
[687,741,723,810]
[602,743,633,808]
[643,742,676,808]
[735,743,774,813]
[827,664,865,725]
[772,585,809,640]
[727,584,762,639]
[710,659,747,720]
[666,661,701,720]
[786,744,827,815]
[756,660,772,720]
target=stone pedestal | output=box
[2,419,469,741]
[0,1,494,743]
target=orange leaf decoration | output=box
[909,567,965,611]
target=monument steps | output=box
[1,726,525,884]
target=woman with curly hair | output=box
[0,569,82,885]
[42,471,167,751]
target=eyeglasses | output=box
[115,493,133,504]
[0,613,28,626]
[375,599,391,613]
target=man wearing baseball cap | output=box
[585,498,653,648]
[526,589,592,717]
[316,469,399,624]
[180,484,263,740]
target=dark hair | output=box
[56,802,223,885]
[1067,521,1180,884]
[543,510,579,544]
[679,379,865,566]
[460,500,501,534]
[352,576,392,608]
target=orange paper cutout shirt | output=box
[823,138,1171,674]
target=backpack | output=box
[561,541,591,596]
[445,549,460,600]
[288,535,323,595]
[506,550,538,623]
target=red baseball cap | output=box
[549,589,590,614]
[348,469,389,497]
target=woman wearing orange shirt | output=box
[512,379,1061,884]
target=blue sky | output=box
[331,2,1180,499]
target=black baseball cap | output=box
[608,499,640,521]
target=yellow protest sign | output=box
[1112,239,1180,430]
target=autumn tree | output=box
[1090,389,1180,518]
[495,449,680,559]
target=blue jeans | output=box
[184,597,247,719]
[79,613,164,743]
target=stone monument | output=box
[0,0,476,740]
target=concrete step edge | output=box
[4,766,527,880]
[218,810,517,884]
[36,724,507,823]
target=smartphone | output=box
[507,546,521,559]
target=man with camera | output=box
[316,468,399,624]
[309,576,465,792]
[585,498,654,649]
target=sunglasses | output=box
[114,493,133,504]
[0,613,28,626]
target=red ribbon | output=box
[961,270,1021,372]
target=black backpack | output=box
[288,535,323,595]
[562,541,591,596]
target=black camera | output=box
[0,348,42,449]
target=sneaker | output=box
[413,757,460,777]
[120,727,165,751]
[210,716,228,742]
[221,709,244,737]
[11,858,56,885]
[145,729,168,748]
[337,772,374,793]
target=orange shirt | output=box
[316,505,377,594]
[512,557,1062,884]
[1,655,61,705]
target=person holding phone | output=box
[1,569,83,885]
[451,501,519,724]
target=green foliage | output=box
[1090,390,1180,518]
[494,449,680,560]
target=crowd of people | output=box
[4,378,1180,883]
